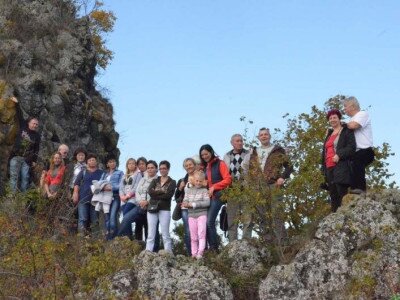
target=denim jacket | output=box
[105,169,124,193]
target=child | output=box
[182,170,210,259]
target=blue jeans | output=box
[207,198,224,250]
[105,194,120,240]
[181,209,191,256]
[9,156,30,192]
[117,206,160,251]
[78,200,99,234]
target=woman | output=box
[146,160,176,253]
[118,160,158,240]
[119,158,139,215]
[322,109,356,212]
[69,148,87,192]
[104,156,124,240]
[175,157,198,256]
[199,144,232,251]
[44,152,66,198]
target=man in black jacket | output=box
[9,117,41,192]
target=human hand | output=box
[333,154,340,163]
[208,186,215,198]
[276,178,285,187]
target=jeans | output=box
[121,202,136,216]
[105,194,120,240]
[207,198,224,250]
[146,210,172,253]
[78,200,99,234]
[118,205,147,238]
[9,156,30,192]
[189,215,207,257]
[352,148,375,191]
[181,209,191,256]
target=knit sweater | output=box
[183,185,210,218]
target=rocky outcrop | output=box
[95,250,234,299]
[259,190,400,299]
[0,0,119,192]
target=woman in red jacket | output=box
[199,144,232,251]
[44,152,66,199]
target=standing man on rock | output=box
[9,116,41,192]
[223,133,251,241]
[343,96,374,194]
[242,127,292,243]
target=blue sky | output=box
[97,0,399,184]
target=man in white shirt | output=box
[343,96,375,193]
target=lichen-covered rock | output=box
[220,239,272,275]
[0,0,119,193]
[93,269,137,300]
[134,250,233,299]
[259,190,400,300]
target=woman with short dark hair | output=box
[322,109,356,212]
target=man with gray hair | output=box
[223,133,250,241]
[343,96,374,193]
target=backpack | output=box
[219,205,228,236]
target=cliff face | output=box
[0,0,119,192]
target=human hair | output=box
[125,158,136,177]
[49,152,64,171]
[194,170,205,181]
[73,147,87,161]
[343,96,360,110]
[86,153,97,162]
[27,116,39,124]
[159,160,170,170]
[259,127,270,134]
[137,157,147,165]
[182,157,197,169]
[326,109,342,120]
[199,144,216,167]
[146,160,158,169]
[230,133,243,142]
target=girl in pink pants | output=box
[182,171,210,259]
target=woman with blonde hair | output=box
[44,152,66,199]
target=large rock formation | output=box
[259,190,400,299]
[0,0,119,192]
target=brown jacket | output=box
[249,145,292,184]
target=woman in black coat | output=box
[322,109,356,212]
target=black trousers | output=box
[327,167,349,212]
[351,147,375,191]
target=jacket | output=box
[247,145,292,184]
[205,157,232,199]
[322,125,356,185]
[148,176,177,211]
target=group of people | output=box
[6,96,374,255]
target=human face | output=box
[58,145,69,158]
[53,154,62,166]
[76,152,86,163]
[138,161,147,172]
[107,159,116,171]
[200,150,212,163]
[184,160,196,175]
[127,160,137,172]
[231,136,244,152]
[343,102,355,117]
[146,163,157,177]
[159,164,169,177]
[28,118,39,131]
[194,175,204,188]
[258,130,271,147]
[329,114,341,128]
[87,157,98,168]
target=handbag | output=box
[148,199,160,213]
[172,202,182,221]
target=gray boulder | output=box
[259,190,400,299]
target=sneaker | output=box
[349,188,365,195]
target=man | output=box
[58,144,70,165]
[343,96,374,193]
[223,133,250,241]
[9,117,41,192]
[242,127,292,243]
[73,153,105,235]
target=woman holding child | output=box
[199,144,232,252]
